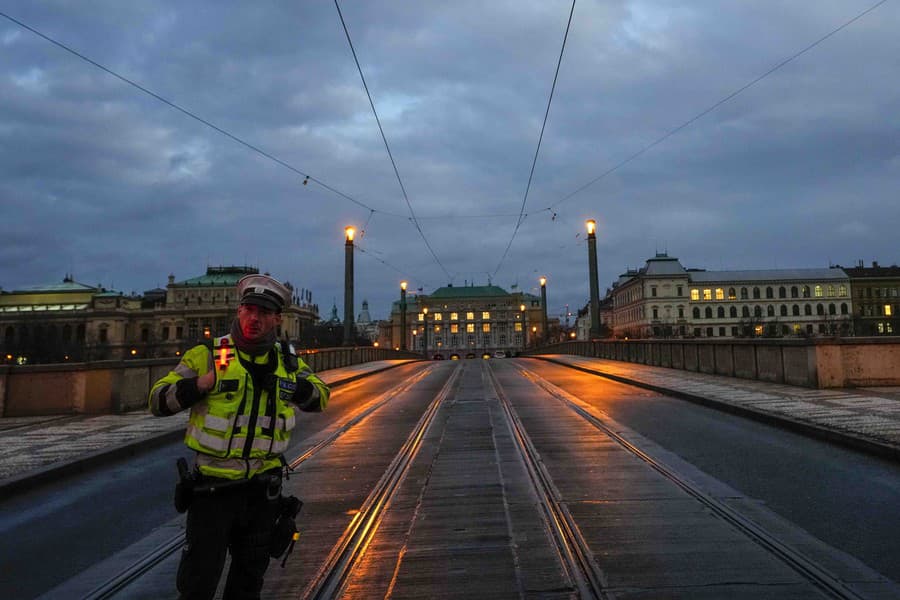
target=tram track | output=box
[302,363,461,599]
[486,363,609,600]
[81,363,441,600]
[513,363,868,600]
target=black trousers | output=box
[177,476,281,600]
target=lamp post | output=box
[400,281,408,351]
[422,306,429,359]
[540,276,548,345]
[586,219,600,339]
[343,226,355,345]
[520,303,527,349]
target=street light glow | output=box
[345,226,355,241]
[400,281,407,291]
[586,219,596,235]
[539,276,547,287]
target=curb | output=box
[533,356,900,464]
[0,360,421,497]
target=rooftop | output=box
[174,266,259,287]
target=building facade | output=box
[605,254,855,339]
[841,261,900,336]
[388,284,547,358]
[1,266,320,363]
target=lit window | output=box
[482,323,491,333]
[434,325,441,333]
[466,312,475,320]
[839,285,847,296]
[886,305,893,316]
[434,312,443,321]
[466,323,475,333]
[514,322,523,332]
[815,285,823,298]
[827,285,835,297]
[715,288,724,300]
[754,325,763,336]
[418,313,424,322]
[450,324,459,334]
[691,289,700,301]
[451,312,458,321]
[703,289,712,301]
[482,311,490,320]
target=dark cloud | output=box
[1,1,898,320]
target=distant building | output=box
[0,266,320,363]
[839,261,900,335]
[387,283,551,357]
[355,299,380,343]
[605,254,855,339]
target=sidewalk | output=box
[537,354,900,461]
[0,360,418,495]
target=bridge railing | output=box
[526,337,900,389]
[0,347,421,417]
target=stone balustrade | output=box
[532,338,900,388]
[0,347,420,417]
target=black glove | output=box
[292,378,314,404]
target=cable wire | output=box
[545,0,889,210]
[493,0,576,277]
[334,0,452,281]
[0,9,404,217]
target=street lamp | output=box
[586,219,600,339]
[344,226,355,345]
[422,306,429,359]
[520,303,528,349]
[539,277,548,345]
[400,281,408,351]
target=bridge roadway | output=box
[2,356,900,599]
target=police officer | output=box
[149,273,329,599]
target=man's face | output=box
[238,303,282,341]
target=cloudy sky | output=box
[2,1,898,321]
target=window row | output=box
[415,322,523,334]
[692,303,850,319]
[418,311,508,322]
[690,284,847,302]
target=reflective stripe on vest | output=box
[187,424,291,455]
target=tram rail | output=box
[514,363,868,600]
[70,358,880,599]
[81,363,440,600]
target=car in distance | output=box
[432,353,444,360]
[465,352,476,359]
[493,351,507,359]
[450,353,460,360]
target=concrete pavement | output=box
[0,359,419,496]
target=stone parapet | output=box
[0,347,421,417]
[533,338,900,388]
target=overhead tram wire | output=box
[543,0,890,212]
[0,10,405,218]
[0,10,568,225]
[492,0,576,278]
[334,0,452,282]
